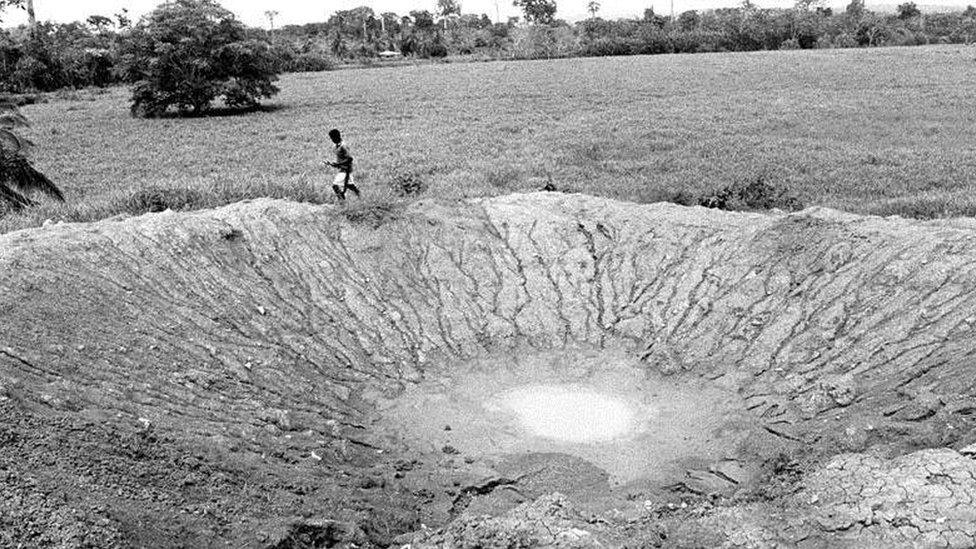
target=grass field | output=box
[4,44,976,233]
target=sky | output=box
[0,0,968,28]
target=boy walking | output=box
[327,128,360,201]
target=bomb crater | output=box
[2,193,976,547]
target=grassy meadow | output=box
[4,44,976,233]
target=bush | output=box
[120,0,280,117]
[580,37,637,57]
[389,164,428,196]
[779,37,801,50]
[884,28,922,47]
[511,25,578,59]
[832,33,858,48]
[10,38,67,92]
[284,53,336,73]
[698,175,803,212]
[485,165,522,189]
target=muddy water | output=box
[490,384,635,443]
[375,346,763,487]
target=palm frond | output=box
[0,111,30,129]
[0,128,27,153]
[0,102,64,211]
[1,153,64,202]
[0,182,35,211]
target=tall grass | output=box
[4,45,976,233]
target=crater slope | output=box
[2,193,976,548]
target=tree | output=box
[264,10,278,30]
[114,7,131,28]
[513,0,557,24]
[794,0,823,11]
[676,9,700,31]
[643,7,667,27]
[845,0,866,21]
[0,100,63,211]
[0,0,36,34]
[897,2,921,19]
[86,14,113,32]
[120,0,280,117]
[438,0,460,28]
[410,9,436,30]
[587,1,600,18]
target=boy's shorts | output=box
[332,172,353,187]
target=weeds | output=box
[123,187,204,214]
[864,193,976,219]
[749,450,807,502]
[388,163,428,197]
[484,165,522,190]
[572,142,604,165]
[339,192,403,229]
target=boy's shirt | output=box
[333,142,353,173]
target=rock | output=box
[823,374,857,407]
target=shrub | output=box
[581,37,637,57]
[485,165,522,189]
[10,40,66,92]
[339,197,402,228]
[389,164,428,196]
[884,28,921,47]
[511,25,578,59]
[698,175,803,212]
[284,53,335,73]
[832,33,858,48]
[120,0,280,117]
[779,38,801,50]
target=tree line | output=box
[1,0,976,95]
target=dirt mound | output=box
[2,193,976,547]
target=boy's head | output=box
[328,129,342,144]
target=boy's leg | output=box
[332,173,347,201]
[344,173,361,198]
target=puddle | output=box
[375,347,761,486]
[489,385,635,443]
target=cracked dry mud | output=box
[2,192,976,548]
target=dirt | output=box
[2,192,976,547]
